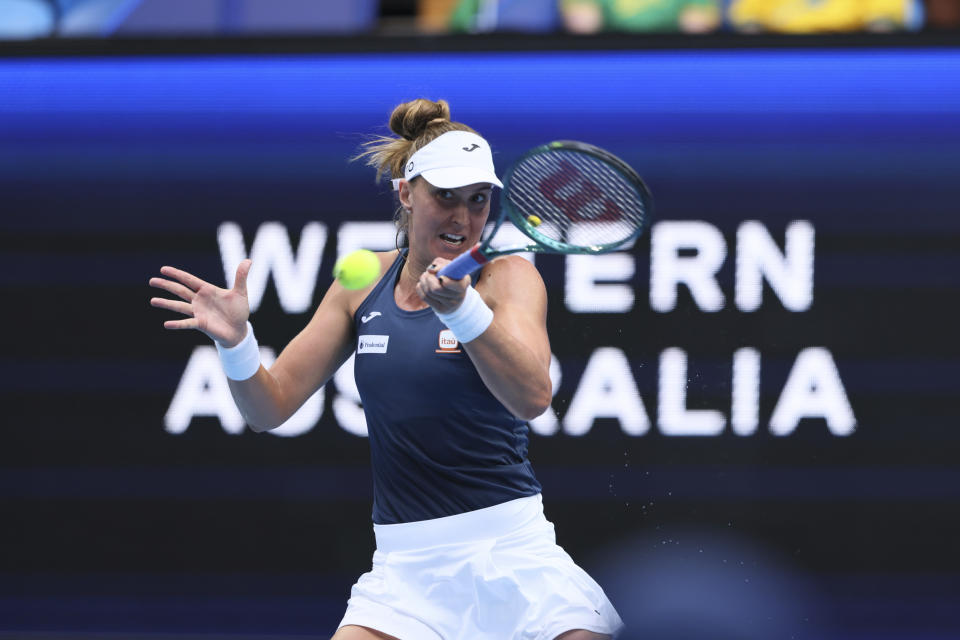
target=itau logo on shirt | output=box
[436,329,461,354]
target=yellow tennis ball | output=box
[527,214,542,227]
[333,249,380,290]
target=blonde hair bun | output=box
[390,98,451,140]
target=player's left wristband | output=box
[435,287,493,344]
[215,321,261,381]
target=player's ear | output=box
[397,179,413,210]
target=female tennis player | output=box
[150,98,623,640]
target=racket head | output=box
[501,140,652,254]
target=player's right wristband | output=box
[215,321,261,381]
[435,287,494,344]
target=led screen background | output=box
[1,43,959,639]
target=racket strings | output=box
[507,150,647,250]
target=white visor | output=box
[393,130,503,191]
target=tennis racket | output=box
[438,140,652,280]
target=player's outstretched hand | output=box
[149,260,252,347]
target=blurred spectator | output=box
[0,0,56,38]
[417,0,457,32]
[727,0,920,32]
[561,0,721,33]
[448,0,562,32]
[0,0,378,38]
[924,0,960,29]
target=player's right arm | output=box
[150,259,356,431]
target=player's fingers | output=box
[417,279,445,305]
[428,257,451,270]
[163,317,200,330]
[422,288,464,315]
[421,275,453,301]
[234,259,252,297]
[159,266,208,292]
[150,297,193,316]
[439,273,470,291]
[430,257,456,277]
[149,277,195,302]
[429,275,468,304]
[418,272,461,300]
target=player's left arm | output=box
[421,255,552,420]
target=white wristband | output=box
[215,321,261,381]
[435,287,493,344]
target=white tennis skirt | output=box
[337,494,624,640]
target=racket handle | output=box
[438,245,489,280]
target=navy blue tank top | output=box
[353,250,541,525]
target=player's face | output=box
[403,179,492,262]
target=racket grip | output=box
[438,245,489,280]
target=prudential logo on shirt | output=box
[358,335,389,354]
